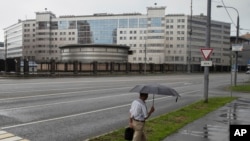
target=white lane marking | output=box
[0,78,189,86]
[0,93,133,111]
[1,90,200,130]
[0,81,185,101]
[0,87,131,101]
[1,103,131,129]
[0,136,23,141]
[0,85,119,94]
[0,90,199,111]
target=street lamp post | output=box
[187,0,193,73]
[144,41,147,74]
[217,5,240,86]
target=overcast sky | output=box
[1,0,249,42]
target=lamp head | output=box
[216,5,223,8]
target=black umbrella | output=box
[130,84,180,105]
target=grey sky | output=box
[1,0,249,42]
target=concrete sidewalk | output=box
[162,97,250,141]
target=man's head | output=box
[140,93,148,101]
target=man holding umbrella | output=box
[129,93,155,141]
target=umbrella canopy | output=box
[130,84,180,103]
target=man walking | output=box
[129,93,155,141]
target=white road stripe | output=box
[0,81,186,101]
[0,87,131,101]
[0,78,188,86]
[0,93,132,111]
[1,90,199,130]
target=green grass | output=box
[229,83,250,93]
[88,97,236,141]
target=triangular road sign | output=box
[201,48,213,60]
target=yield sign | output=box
[201,48,213,60]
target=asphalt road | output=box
[0,73,248,141]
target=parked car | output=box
[246,70,250,74]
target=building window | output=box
[119,19,128,28]
[151,17,162,27]
[129,18,138,28]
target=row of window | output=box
[35,32,76,36]
[24,24,36,27]
[165,56,185,61]
[166,19,185,23]
[25,50,58,54]
[166,31,185,35]
[166,44,186,48]
[51,37,76,41]
[119,30,147,34]
[24,29,35,32]
[24,44,60,48]
[166,25,185,29]
[120,36,147,40]
[41,57,59,61]
[132,49,164,53]
[132,57,153,61]
[119,30,185,35]
[37,50,58,53]
[166,37,185,41]
[166,50,183,54]
[189,20,230,29]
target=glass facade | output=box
[129,18,138,28]
[88,19,118,44]
[139,18,147,28]
[150,17,162,27]
[119,19,128,28]
[75,18,147,44]
[48,17,147,45]
[58,21,69,29]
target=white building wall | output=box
[23,20,36,61]
[165,15,188,64]
[4,6,231,67]
[4,22,23,58]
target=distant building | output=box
[232,34,250,70]
[60,44,130,63]
[241,33,250,39]
[0,42,4,59]
[4,6,231,71]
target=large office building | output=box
[4,6,231,70]
[0,42,4,59]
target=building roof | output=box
[59,44,130,49]
[241,33,250,39]
[230,36,250,42]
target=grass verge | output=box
[229,83,250,93]
[88,97,236,141]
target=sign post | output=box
[232,44,243,86]
[203,0,212,103]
